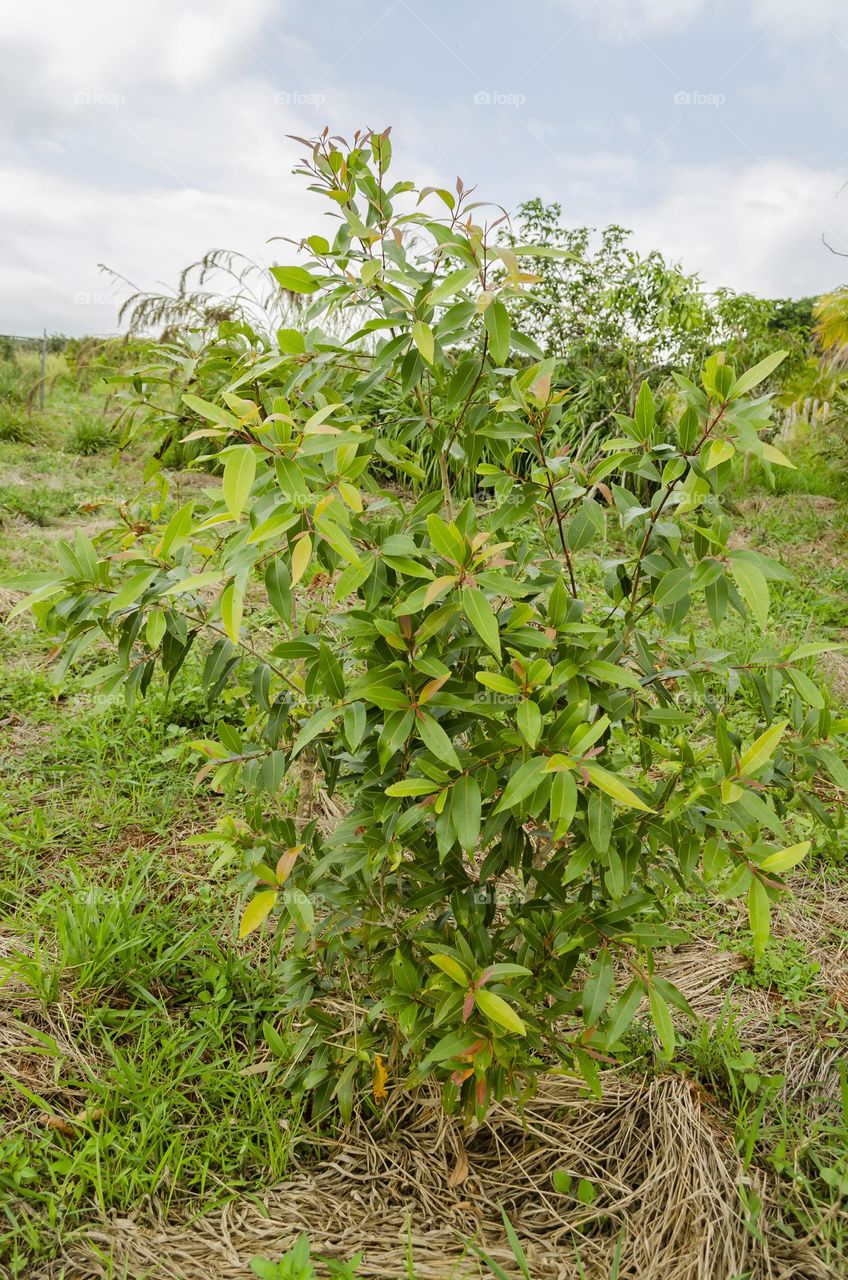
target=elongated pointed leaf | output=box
[416,711,461,771]
[730,558,769,629]
[483,299,510,365]
[495,757,547,813]
[451,775,481,853]
[759,840,810,873]
[738,720,787,777]
[748,877,770,956]
[411,319,435,365]
[462,586,501,660]
[290,707,339,758]
[730,349,787,398]
[223,446,256,522]
[648,987,675,1059]
[220,582,243,643]
[584,765,653,812]
[290,533,312,587]
[239,889,278,938]
[475,988,526,1036]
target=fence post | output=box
[39,328,46,411]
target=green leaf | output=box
[476,671,521,696]
[483,299,511,365]
[730,557,769,629]
[163,571,224,595]
[648,987,675,1059]
[385,777,437,797]
[729,350,787,398]
[584,765,653,812]
[426,514,465,565]
[427,266,478,306]
[159,501,194,555]
[290,707,339,759]
[411,319,435,365]
[271,264,320,294]
[451,775,481,853]
[220,582,243,643]
[430,953,468,986]
[738,721,787,777]
[286,889,314,933]
[549,768,577,835]
[759,840,810,873]
[759,442,796,469]
[182,393,238,429]
[634,380,655,438]
[583,950,613,1026]
[475,988,526,1036]
[265,558,292,622]
[654,566,692,607]
[495,757,547,813]
[748,877,770,957]
[516,699,542,748]
[290,533,312,587]
[462,586,501,660]
[416,711,461,771]
[223,446,256,522]
[785,668,824,709]
[274,456,308,504]
[604,980,644,1046]
[107,567,158,616]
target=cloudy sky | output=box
[3,0,848,336]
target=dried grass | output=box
[51,1073,842,1280]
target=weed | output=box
[250,1234,364,1279]
[67,414,112,456]
[720,933,823,1004]
[0,405,35,444]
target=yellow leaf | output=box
[239,889,278,939]
[475,988,526,1036]
[338,481,363,512]
[760,840,811,873]
[721,778,744,804]
[738,721,788,778]
[430,953,468,986]
[220,582,243,643]
[290,534,312,587]
[584,765,653,812]
[222,446,256,522]
[411,319,435,365]
[704,439,735,470]
[760,442,796,470]
[372,1054,388,1106]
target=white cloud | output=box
[559,0,706,37]
[3,0,276,101]
[627,159,848,296]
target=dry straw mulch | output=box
[56,1073,841,1280]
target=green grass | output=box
[2,367,848,1275]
